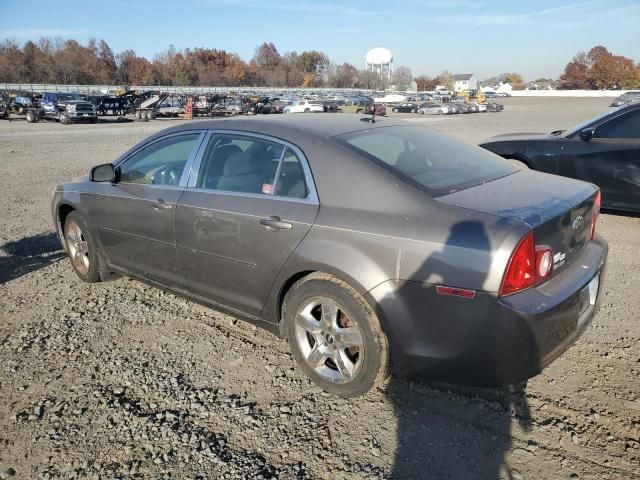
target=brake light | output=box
[500,232,535,296]
[500,232,554,297]
[590,191,601,240]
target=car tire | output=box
[60,113,70,125]
[392,108,398,113]
[410,109,416,113]
[135,111,142,119]
[63,211,100,283]
[26,110,36,123]
[304,108,310,113]
[283,273,390,398]
[508,159,530,170]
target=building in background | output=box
[453,73,477,91]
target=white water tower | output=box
[366,47,393,81]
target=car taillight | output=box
[590,191,601,240]
[535,245,553,280]
[500,232,554,297]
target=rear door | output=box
[89,131,205,285]
[559,108,640,208]
[176,131,319,317]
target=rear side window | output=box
[596,110,640,139]
[196,134,308,198]
[334,126,516,196]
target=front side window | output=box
[596,110,640,139]
[196,134,308,198]
[119,133,200,186]
[334,126,516,196]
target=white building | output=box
[453,73,477,91]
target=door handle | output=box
[151,199,172,210]
[260,216,292,230]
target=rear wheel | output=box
[63,211,100,283]
[283,273,390,397]
[410,109,416,113]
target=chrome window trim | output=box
[114,131,207,188]
[185,129,319,205]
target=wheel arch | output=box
[502,154,533,169]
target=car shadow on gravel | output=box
[0,232,65,284]
[375,220,536,479]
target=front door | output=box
[89,131,204,284]
[559,108,640,209]
[176,131,319,318]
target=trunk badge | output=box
[572,215,584,231]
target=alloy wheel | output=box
[65,219,90,275]
[294,297,364,383]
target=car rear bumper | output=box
[367,236,608,386]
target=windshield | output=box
[333,125,516,196]
[57,93,83,102]
[564,109,614,137]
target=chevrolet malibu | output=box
[51,116,607,397]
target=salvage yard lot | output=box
[0,97,639,479]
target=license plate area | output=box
[578,274,599,326]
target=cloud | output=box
[434,0,607,27]
[0,28,86,39]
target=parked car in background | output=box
[392,103,420,113]
[610,91,640,108]
[40,92,97,124]
[284,99,324,114]
[480,103,640,212]
[485,102,504,112]
[52,115,606,397]
[417,102,449,115]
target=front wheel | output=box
[26,110,37,123]
[63,211,100,283]
[283,273,390,397]
[59,113,70,125]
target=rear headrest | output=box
[222,151,254,177]
[396,149,427,176]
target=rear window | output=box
[333,125,516,196]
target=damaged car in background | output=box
[51,115,607,397]
[480,103,640,213]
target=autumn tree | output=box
[499,72,525,89]
[436,70,454,90]
[559,53,590,89]
[414,75,438,91]
[252,42,283,86]
[392,66,413,90]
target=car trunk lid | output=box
[438,170,599,270]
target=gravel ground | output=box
[0,97,639,480]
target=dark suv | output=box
[40,92,97,124]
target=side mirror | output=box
[90,163,115,182]
[580,127,595,142]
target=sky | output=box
[1,0,639,81]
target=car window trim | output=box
[593,108,640,139]
[185,129,319,204]
[115,130,207,188]
[567,107,640,139]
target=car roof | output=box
[154,114,411,141]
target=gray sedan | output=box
[51,116,607,397]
